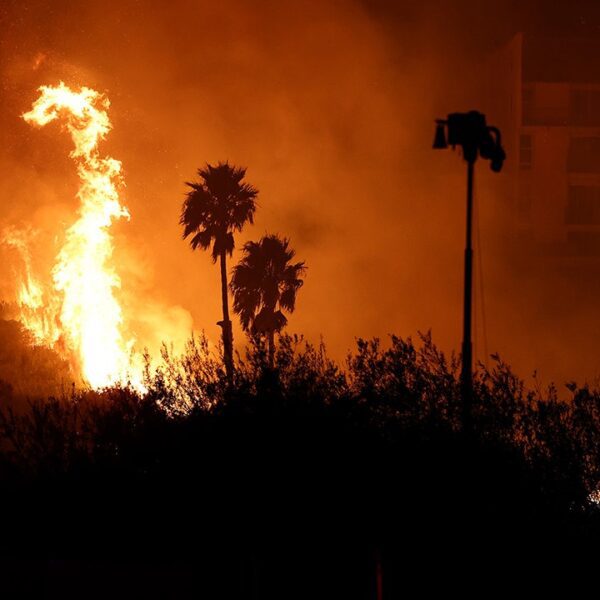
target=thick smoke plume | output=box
[1,0,600,389]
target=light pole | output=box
[433,111,505,433]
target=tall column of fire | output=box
[22,82,137,388]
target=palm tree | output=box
[180,162,258,380]
[230,234,306,369]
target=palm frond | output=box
[230,234,306,336]
[190,229,213,251]
[212,231,235,260]
[180,162,258,260]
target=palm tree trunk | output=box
[219,250,234,381]
[267,330,275,370]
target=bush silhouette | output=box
[0,332,598,595]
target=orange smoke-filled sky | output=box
[1,0,600,388]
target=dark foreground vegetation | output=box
[0,331,599,597]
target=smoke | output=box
[1,0,599,389]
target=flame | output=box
[2,226,60,345]
[20,82,141,389]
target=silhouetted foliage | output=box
[0,316,71,400]
[0,333,599,595]
[231,234,306,368]
[180,162,258,381]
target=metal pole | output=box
[461,158,475,433]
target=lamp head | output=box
[433,111,505,171]
[433,120,448,149]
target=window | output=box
[567,231,600,255]
[522,84,569,125]
[570,89,600,126]
[519,134,532,170]
[567,137,600,173]
[566,186,600,224]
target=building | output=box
[488,33,600,258]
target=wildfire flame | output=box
[2,226,60,346]
[20,82,141,389]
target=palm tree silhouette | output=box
[180,162,258,380]
[231,234,306,369]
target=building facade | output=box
[488,33,600,258]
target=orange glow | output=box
[2,226,60,346]
[20,82,142,389]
